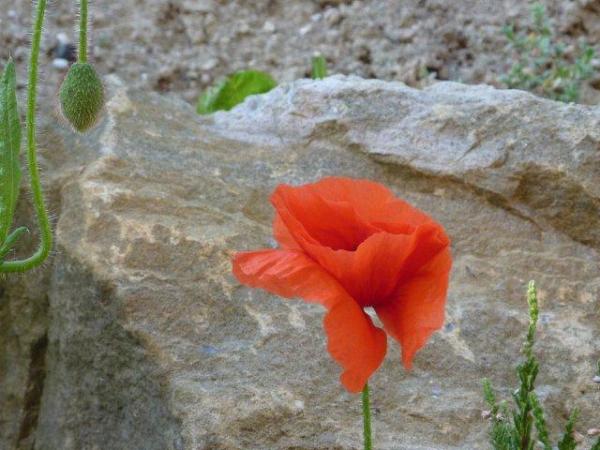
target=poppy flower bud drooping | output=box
[59,62,104,132]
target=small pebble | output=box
[324,8,343,26]
[58,35,76,60]
[299,24,312,36]
[181,0,214,13]
[238,21,250,34]
[52,58,69,70]
[263,21,275,33]
[444,322,455,332]
[53,33,77,63]
[201,58,218,71]
[539,313,552,325]
[587,429,600,437]
[593,375,600,383]
[199,344,219,355]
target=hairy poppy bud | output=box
[59,62,104,132]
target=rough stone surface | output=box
[213,77,600,251]
[1,76,599,450]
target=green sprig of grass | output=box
[501,2,595,103]
[483,281,597,450]
[197,70,277,115]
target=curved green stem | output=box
[0,0,52,273]
[79,0,88,63]
[362,383,373,450]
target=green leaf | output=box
[529,392,552,450]
[0,226,27,260]
[500,3,595,103]
[311,55,328,80]
[502,24,515,41]
[196,70,277,115]
[557,408,579,450]
[483,378,499,415]
[0,59,22,245]
[196,80,226,115]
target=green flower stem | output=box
[362,383,373,450]
[0,0,52,272]
[79,0,88,63]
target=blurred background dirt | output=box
[2,1,600,106]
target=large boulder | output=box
[1,76,599,450]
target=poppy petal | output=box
[271,184,378,251]
[399,225,450,277]
[324,301,387,393]
[232,249,344,309]
[374,248,452,369]
[303,224,450,307]
[273,214,302,251]
[319,231,419,307]
[307,177,432,230]
[233,249,388,392]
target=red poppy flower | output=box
[232,177,452,393]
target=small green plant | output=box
[483,281,600,449]
[196,70,277,115]
[196,55,328,115]
[0,0,103,272]
[311,55,328,79]
[501,3,595,103]
[59,0,104,131]
[0,60,27,261]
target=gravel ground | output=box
[1,0,600,109]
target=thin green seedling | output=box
[483,281,598,449]
[0,0,103,272]
[501,2,595,103]
[312,55,328,79]
[0,0,52,272]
